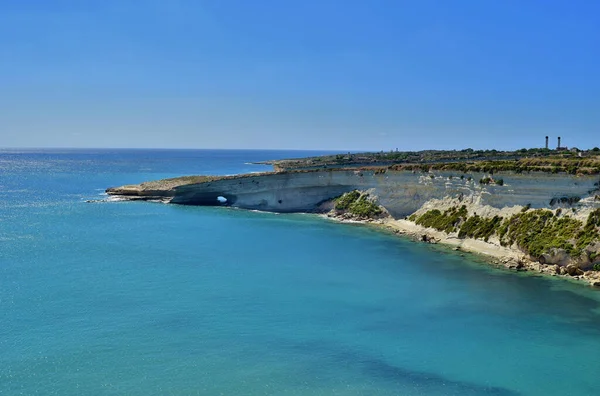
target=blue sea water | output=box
[1,149,600,396]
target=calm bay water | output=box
[1,149,600,395]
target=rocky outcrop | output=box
[324,190,390,222]
[538,249,570,266]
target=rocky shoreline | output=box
[390,219,600,285]
[323,191,600,288]
[323,212,600,288]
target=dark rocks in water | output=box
[506,260,525,271]
[559,266,568,276]
[421,234,437,244]
[566,264,584,276]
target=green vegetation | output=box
[415,205,468,233]
[498,209,600,258]
[412,206,600,260]
[334,191,382,218]
[479,177,504,186]
[585,208,600,227]
[498,210,582,256]
[577,209,600,251]
[458,215,504,242]
[268,148,600,175]
[334,190,360,210]
[403,157,600,175]
[349,195,383,217]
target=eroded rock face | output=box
[559,266,568,275]
[104,186,175,202]
[566,264,585,276]
[539,249,570,266]
[170,172,357,212]
[107,169,599,216]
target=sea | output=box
[1,148,600,396]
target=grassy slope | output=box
[411,206,600,262]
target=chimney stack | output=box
[557,136,561,149]
[545,136,549,149]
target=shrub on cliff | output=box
[497,209,599,258]
[586,208,600,228]
[414,205,600,261]
[576,209,600,251]
[415,205,468,233]
[415,209,443,228]
[348,196,382,218]
[458,215,503,242]
[334,191,360,210]
[334,191,382,218]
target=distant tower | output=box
[545,136,549,149]
[557,136,561,149]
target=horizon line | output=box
[1,145,597,152]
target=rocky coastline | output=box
[324,192,600,288]
[106,168,600,288]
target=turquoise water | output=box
[2,149,600,395]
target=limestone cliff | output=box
[107,169,599,217]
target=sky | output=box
[1,0,599,151]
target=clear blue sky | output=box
[1,0,598,151]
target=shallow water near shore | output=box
[2,149,600,395]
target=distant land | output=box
[259,145,600,174]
